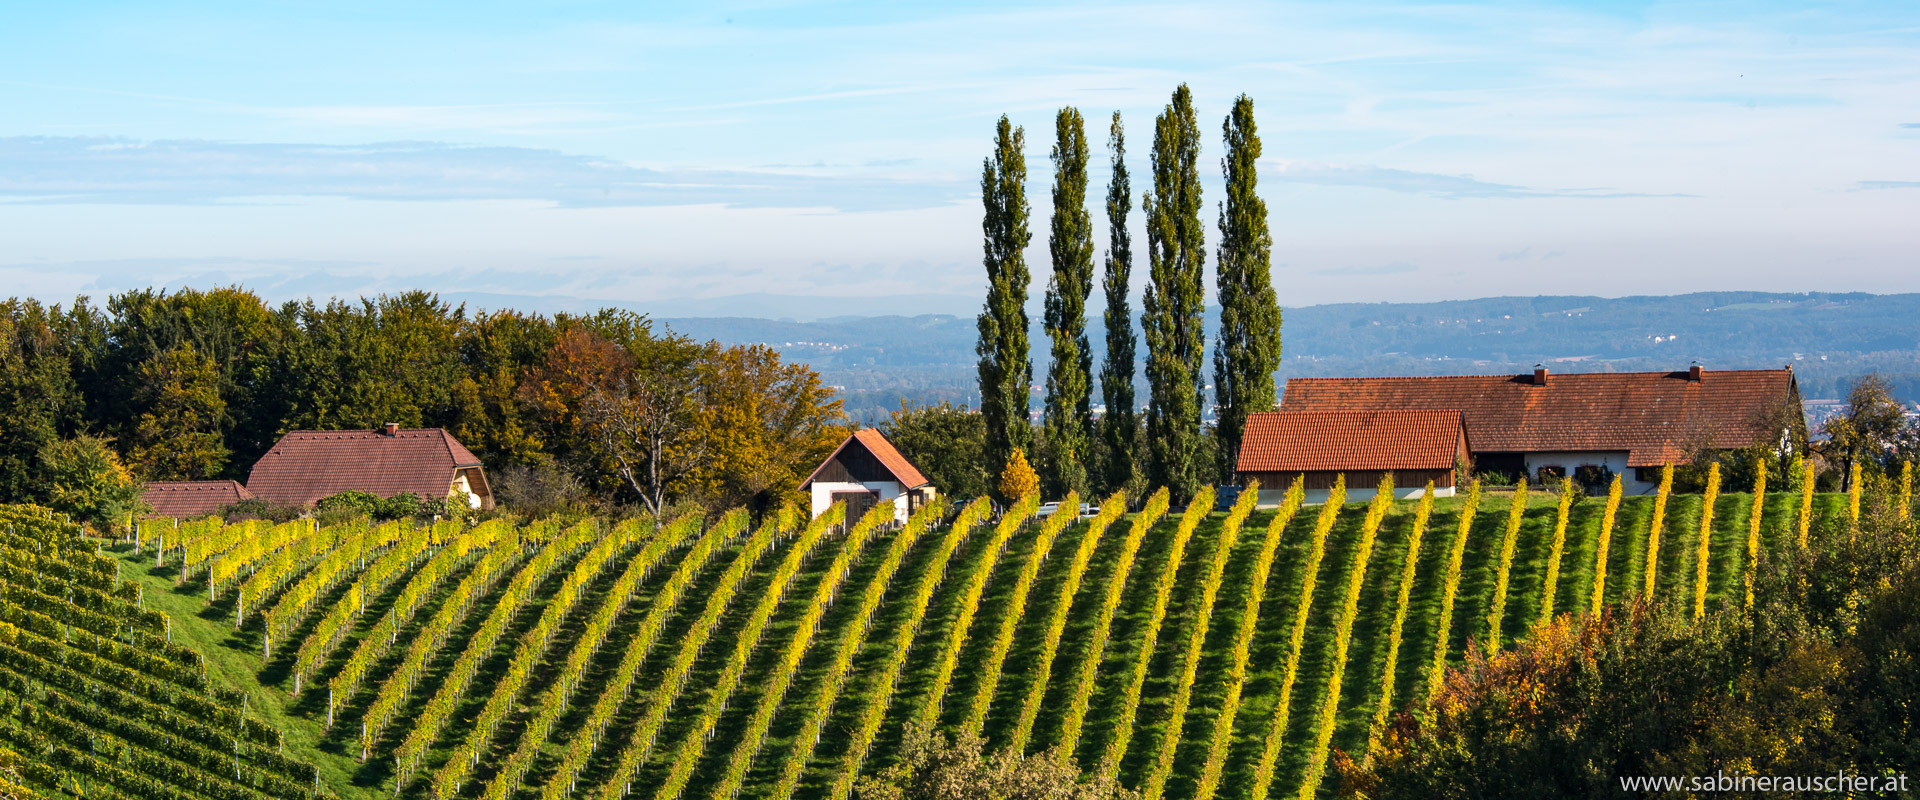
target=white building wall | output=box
[1255,483,1455,508]
[1518,451,1662,495]
[809,480,910,523]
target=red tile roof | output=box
[246,428,484,507]
[141,480,253,518]
[1279,368,1798,467]
[800,429,930,490]
[1238,410,1466,473]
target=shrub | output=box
[857,723,1138,800]
[40,434,143,531]
[999,448,1040,503]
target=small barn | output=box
[141,480,254,519]
[247,424,494,511]
[1236,409,1469,506]
[799,429,936,524]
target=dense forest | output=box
[0,288,846,517]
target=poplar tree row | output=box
[978,86,1283,505]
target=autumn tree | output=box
[1212,94,1281,483]
[999,448,1039,503]
[129,343,228,480]
[690,343,847,515]
[977,116,1033,484]
[1142,85,1208,503]
[857,723,1137,800]
[1099,111,1139,499]
[522,313,714,515]
[1042,106,1095,500]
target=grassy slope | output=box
[122,491,1852,800]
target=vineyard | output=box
[3,468,1896,800]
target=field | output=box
[8,483,1856,800]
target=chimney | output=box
[382,422,399,436]
[1533,364,1548,386]
[1689,362,1703,382]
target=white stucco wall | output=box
[1518,451,1662,495]
[450,473,483,509]
[810,480,910,523]
[1256,483,1455,508]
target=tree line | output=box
[973,85,1281,506]
[0,288,846,522]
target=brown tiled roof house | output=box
[141,480,254,519]
[246,424,493,511]
[1237,410,1469,504]
[1278,365,1801,494]
[799,429,934,524]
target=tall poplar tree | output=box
[1099,112,1138,497]
[976,116,1033,494]
[1042,107,1093,500]
[1141,85,1207,504]
[1212,94,1281,483]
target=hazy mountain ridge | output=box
[657,291,1920,421]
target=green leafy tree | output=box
[285,291,465,432]
[978,116,1033,484]
[451,308,557,468]
[41,434,142,529]
[0,299,85,502]
[95,287,296,473]
[881,401,991,504]
[1212,94,1280,483]
[1142,85,1207,503]
[1043,107,1095,500]
[1099,111,1139,499]
[1823,373,1908,489]
[129,343,229,480]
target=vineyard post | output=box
[1692,462,1720,621]
[1589,474,1622,617]
[1643,464,1674,601]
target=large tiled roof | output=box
[141,480,253,518]
[1238,410,1466,473]
[1279,368,1797,467]
[800,429,930,489]
[246,428,483,507]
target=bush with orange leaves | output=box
[1335,505,1920,800]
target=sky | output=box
[2,0,1917,313]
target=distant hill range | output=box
[646,291,1920,422]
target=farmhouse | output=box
[140,480,254,518]
[1279,365,1801,495]
[1237,409,1469,506]
[246,424,494,511]
[799,429,936,524]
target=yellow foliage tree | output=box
[998,448,1039,502]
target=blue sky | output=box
[2,1,1916,311]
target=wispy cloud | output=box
[1267,160,1694,199]
[1311,262,1417,277]
[1856,180,1920,190]
[0,136,966,211]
